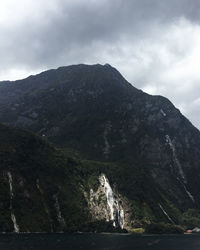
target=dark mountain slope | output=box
[1,64,200,229]
[0,64,197,161]
[0,124,94,232]
[0,123,188,233]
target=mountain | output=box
[0,123,169,233]
[0,123,132,232]
[0,124,96,232]
[1,64,200,231]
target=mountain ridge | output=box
[0,64,200,231]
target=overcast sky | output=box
[1,0,200,129]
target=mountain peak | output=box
[1,64,200,232]
[104,63,112,67]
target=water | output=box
[0,233,200,250]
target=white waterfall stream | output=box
[158,203,174,224]
[165,135,195,202]
[165,135,185,181]
[7,172,20,233]
[99,174,124,229]
[54,195,66,226]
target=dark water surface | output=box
[0,233,200,250]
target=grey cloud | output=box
[1,0,200,128]
[1,0,199,69]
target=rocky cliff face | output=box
[0,124,137,232]
[1,64,200,231]
[85,173,131,230]
[0,124,93,232]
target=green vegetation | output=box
[79,221,127,233]
[0,123,199,233]
[131,228,145,234]
[0,64,200,233]
[145,223,184,234]
[182,209,200,228]
[0,124,91,232]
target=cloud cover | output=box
[1,0,200,128]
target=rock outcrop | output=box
[0,64,200,230]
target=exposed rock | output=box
[0,64,200,230]
[85,174,132,231]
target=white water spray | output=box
[165,135,195,202]
[165,135,185,181]
[99,174,124,229]
[158,203,174,224]
[54,195,66,226]
[7,172,19,233]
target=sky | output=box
[1,0,200,129]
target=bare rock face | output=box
[85,174,132,231]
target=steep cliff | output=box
[0,124,92,232]
[0,64,200,231]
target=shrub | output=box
[145,223,184,234]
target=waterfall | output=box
[36,179,53,232]
[165,135,185,181]
[166,135,195,202]
[158,203,174,224]
[99,174,124,229]
[54,195,66,227]
[7,172,20,233]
